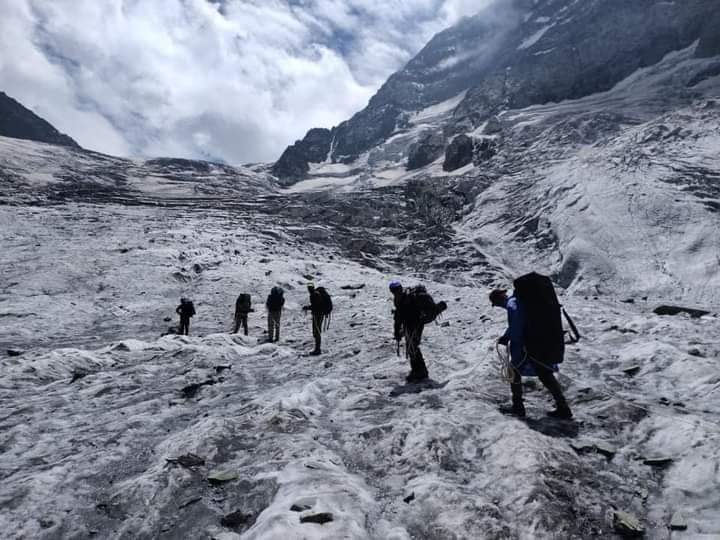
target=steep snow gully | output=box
[1,200,719,539]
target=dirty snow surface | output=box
[1,193,719,539]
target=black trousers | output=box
[511,360,567,406]
[405,325,428,378]
[267,310,281,341]
[312,313,323,352]
[234,313,248,335]
[179,317,190,336]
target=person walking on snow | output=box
[302,283,332,355]
[490,287,572,419]
[390,280,447,383]
[176,297,196,336]
[265,286,285,342]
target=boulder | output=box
[443,134,474,171]
[407,132,445,170]
[653,305,710,318]
[612,510,644,537]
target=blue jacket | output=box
[502,295,557,376]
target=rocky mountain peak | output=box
[273,0,716,183]
[0,91,80,149]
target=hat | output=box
[389,280,402,291]
[489,289,507,306]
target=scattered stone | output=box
[179,496,202,509]
[403,492,415,504]
[302,274,314,281]
[265,270,272,276]
[373,373,388,380]
[653,305,710,318]
[290,504,313,512]
[642,456,673,468]
[352,349,361,355]
[300,512,334,525]
[688,348,704,357]
[163,317,172,322]
[440,321,450,327]
[595,442,617,459]
[340,284,365,290]
[324,361,333,368]
[181,379,216,399]
[622,365,641,376]
[670,511,688,531]
[621,298,635,304]
[207,470,239,485]
[221,510,252,528]
[6,349,23,357]
[166,453,205,468]
[172,271,192,283]
[259,258,271,263]
[70,369,87,383]
[570,441,616,459]
[215,365,232,373]
[613,510,645,536]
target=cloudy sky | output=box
[0,0,489,164]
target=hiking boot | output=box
[499,403,526,418]
[406,372,429,383]
[309,349,321,356]
[547,404,573,420]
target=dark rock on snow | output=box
[653,305,710,318]
[300,512,334,525]
[221,510,252,528]
[443,134,474,171]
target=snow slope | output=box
[1,197,720,539]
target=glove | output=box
[497,335,509,346]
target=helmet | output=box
[388,280,402,291]
[489,289,507,306]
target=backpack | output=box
[402,285,447,325]
[236,293,252,313]
[315,287,333,316]
[182,299,196,317]
[513,272,578,365]
[266,287,284,311]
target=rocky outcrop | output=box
[443,135,474,171]
[474,138,497,164]
[455,0,712,129]
[272,0,717,183]
[271,128,332,183]
[407,131,445,170]
[0,91,79,148]
[695,10,720,58]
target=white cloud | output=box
[0,0,490,163]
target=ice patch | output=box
[518,24,554,50]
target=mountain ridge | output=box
[0,91,80,149]
[272,0,717,182]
